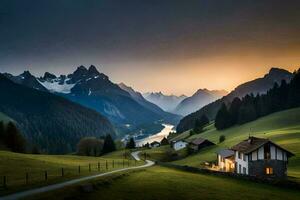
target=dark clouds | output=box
[0,0,300,84]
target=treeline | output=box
[0,121,26,153]
[190,115,209,135]
[215,69,300,130]
[77,134,116,156]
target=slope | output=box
[0,74,115,154]
[177,67,293,133]
[172,107,300,178]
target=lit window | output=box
[265,167,273,175]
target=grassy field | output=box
[0,150,144,195]
[171,107,300,179]
[30,166,300,200]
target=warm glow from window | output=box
[265,167,273,175]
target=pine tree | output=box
[102,134,116,154]
[194,115,209,133]
[5,122,26,153]
[0,121,4,141]
[126,137,136,149]
[228,97,242,125]
[215,103,231,130]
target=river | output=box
[135,124,174,147]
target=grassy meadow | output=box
[170,107,300,179]
[0,150,144,195]
[29,166,300,200]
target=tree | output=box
[77,137,104,156]
[215,103,231,130]
[102,134,116,154]
[126,137,136,149]
[0,121,4,141]
[160,137,169,146]
[219,135,226,143]
[228,97,242,125]
[194,115,209,133]
[4,122,26,153]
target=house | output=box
[231,136,294,178]
[171,140,188,151]
[189,138,215,152]
[216,149,235,172]
[150,141,160,148]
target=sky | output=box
[0,0,300,96]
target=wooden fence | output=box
[0,159,137,189]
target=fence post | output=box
[112,160,114,168]
[61,168,64,177]
[3,176,6,188]
[26,172,29,185]
[89,163,91,172]
[45,171,48,181]
[78,165,81,174]
[98,162,100,171]
[106,160,108,170]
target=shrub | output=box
[219,135,226,143]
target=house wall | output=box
[248,160,287,178]
[173,141,187,151]
[235,151,248,175]
[249,144,287,161]
[218,155,234,172]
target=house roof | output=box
[231,136,294,157]
[190,137,214,145]
[217,149,234,158]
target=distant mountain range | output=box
[173,89,228,116]
[143,92,187,113]
[3,65,180,137]
[0,74,115,154]
[176,68,294,133]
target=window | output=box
[243,167,246,174]
[265,167,273,175]
[238,152,242,159]
[264,143,271,160]
[243,154,246,161]
[239,164,241,174]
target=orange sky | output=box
[104,54,299,96]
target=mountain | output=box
[3,71,48,92]
[118,83,180,122]
[176,67,293,133]
[143,92,187,113]
[0,74,115,154]
[173,89,228,116]
[5,65,177,136]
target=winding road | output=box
[0,151,154,200]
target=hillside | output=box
[176,68,293,133]
[174,89,227,116]
[0,112,12,123]
[0,150,142,195]
[172,107,300,178]
[0,74,115,154]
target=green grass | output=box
[30,166,300,200]
[0,150,144,195]
[172,107,300,179]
